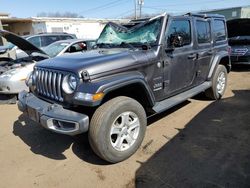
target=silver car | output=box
[0,30,49,95]
[0,30,95,96]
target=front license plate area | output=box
[27,106,39,122]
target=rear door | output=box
[194,18,213,84]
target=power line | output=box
[113,9,135,18]
[78,0,127,15]
[144,0,238,9]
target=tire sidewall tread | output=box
[89,96,146,163]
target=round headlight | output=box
[62,74,77,94]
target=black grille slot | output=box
[35,68,64,102]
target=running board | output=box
[152,81,212,113]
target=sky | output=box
[0,0,250,19]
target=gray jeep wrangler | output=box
[18,13,231,163]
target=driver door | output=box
[164,18,197,95]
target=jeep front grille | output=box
[35,68,64,102]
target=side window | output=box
[60,35,74,40]
[166,20,191,47]
[213,20,226,41]
[196,20,211,44]
[67,42,87,53]
[41,36,60,47]
[27,36,41,47]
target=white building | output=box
[0,16,128,40]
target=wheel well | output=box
[102,83,154,114]
[219,56,230,72]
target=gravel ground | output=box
[0,67,249,188]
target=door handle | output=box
[188,54,197,60]
[207,50,213,55]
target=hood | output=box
[227,18,250,38]
[36,48,151,77]
[0,30,47,56]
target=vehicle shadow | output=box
[12,100,191,166]
[135,90,250,188]
[231,64,250,72]
[13,115,108,165]
[0,94,17,104]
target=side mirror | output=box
[169,34,184,48]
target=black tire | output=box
[205,65,227,100]
[0,94,17,104]
[88,96,147,163]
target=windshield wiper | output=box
[119,42,135,50]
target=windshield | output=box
[5,42,15,49]
[43,42,69,57]
[97,17,163,47]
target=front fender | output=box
[76,71,155,106]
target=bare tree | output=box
[37,12,84,18]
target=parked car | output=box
[0,32,77,60]
[0,30,94,96]
[18,13,231,163]
[0,42,17,59]
[23,32,77,48]
[42,39,96,57]
[0,30,49,95]
[227,18,250,65]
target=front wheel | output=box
[205,65,228,100]
[88,96,147,163]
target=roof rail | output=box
[184,12,225,19]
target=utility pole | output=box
[134,0,137,19]
[138,0,144,18]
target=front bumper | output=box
[18,91,89,136]
[0,78,28,94]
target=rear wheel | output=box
[205,65,227,100]
[88,96,147,163]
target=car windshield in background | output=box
[4,42,15,49]
[43,42,69,57]
[97,17,163,48]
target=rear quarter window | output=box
[213,20,226,42]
